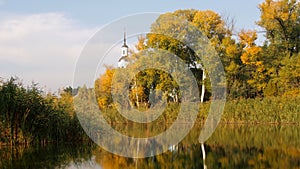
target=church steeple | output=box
[121,29,128,57]
[123,30,127,47]
[118,29,129,68]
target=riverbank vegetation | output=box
[85,89,300,125]
[200,96,300,124]
[0,77,88,145]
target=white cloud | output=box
[0,13,98,91]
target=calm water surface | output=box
[0,124,299,169]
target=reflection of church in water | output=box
[118,31,130,68]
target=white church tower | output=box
[118,30,129,68]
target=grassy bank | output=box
[98,96,300,125]
[198,96,300,124]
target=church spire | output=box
[124,28,126,45]
[121,28,128,57]
[118,28,129,68]
[122,28,128,48]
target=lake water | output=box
[0,124,299,169]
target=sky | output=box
[0,0,264,92]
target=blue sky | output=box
[0,0,263,28]
[0,0,264,91]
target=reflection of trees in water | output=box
[0,143,95,169]
[94,142,204,169]
[93,124,300,169]
[201,143,207,169]
[94,140,300,169]
[1,125,299,168]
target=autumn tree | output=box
[146,10,242,99]
[257,0,300,97]
[95,66,115,110]
[239,30,267,97]
[258,0,300,56]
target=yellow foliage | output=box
[258,0,300,54]
[259,0,299,27]
[94,66,115,109]
[192,10,227,38]
[135,35,146,51]
[239,30,263,66]
[225,44,238,57]
[239,30,257,47]
[283,88,300,97]
[241,46,262,65]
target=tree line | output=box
[95,0,300,110]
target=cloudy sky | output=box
[0,0,263,91]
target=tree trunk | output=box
[200,70,206,103]
[135,79,140,108]
[201,143,207,169]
